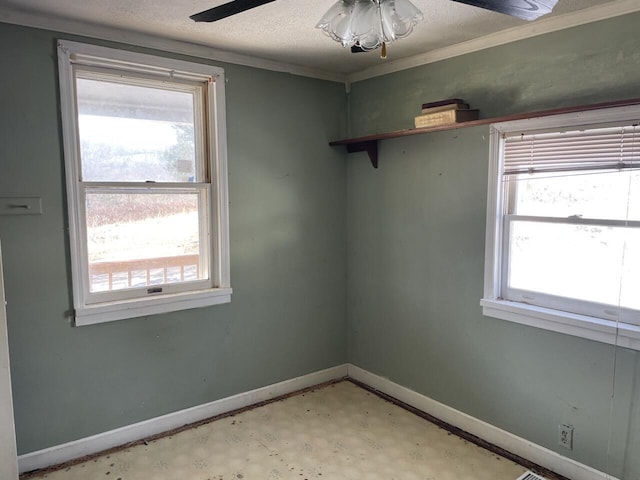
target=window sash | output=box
[80,185,213,305]
[501,286,640,327]
[503,213,640,228]
[74,67,209,184]
[501,214,640,325]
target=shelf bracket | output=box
[346,140,378,168]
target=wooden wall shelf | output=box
[329,97,640,168]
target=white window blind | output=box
[503,124,640,175]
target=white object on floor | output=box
[516,470,549,480]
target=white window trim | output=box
[58,40,231,326]
[482,105,640,351]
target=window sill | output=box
[480,298,640,351]
[74,288,233,326]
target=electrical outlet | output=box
[558,424,574,450]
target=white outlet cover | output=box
[558,424,574,449]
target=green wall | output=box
[346,13,640,479]
[2,9,640,479]
[0,23,348,454]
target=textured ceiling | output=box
[0,0,631,77]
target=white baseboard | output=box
[18,364,348,474]
[18,363,617,480]
[347,364,617,480]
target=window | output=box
[482,105,640,349]
[58,40,231,326]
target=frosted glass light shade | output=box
[316,0,423,51]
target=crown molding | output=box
[0,7,347,84]
[0,0,638,86]
[347,0,640,84]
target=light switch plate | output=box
[0,197,42,215]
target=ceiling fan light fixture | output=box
[316,0,423,53]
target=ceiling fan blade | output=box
[190,0,277,22]
[450,0,558,21]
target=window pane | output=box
[86,192,206,292]
[507,221,640,309]
[76,77,197,182]
[620,229,640,311]
[511,170,640,221]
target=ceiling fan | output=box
[190,0,559,24]
[190,0,558,58]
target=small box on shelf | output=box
[420,98,469,114]
[414,98,478,128]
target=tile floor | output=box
[24,381,529,480]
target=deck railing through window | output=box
[89,254,200,292]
